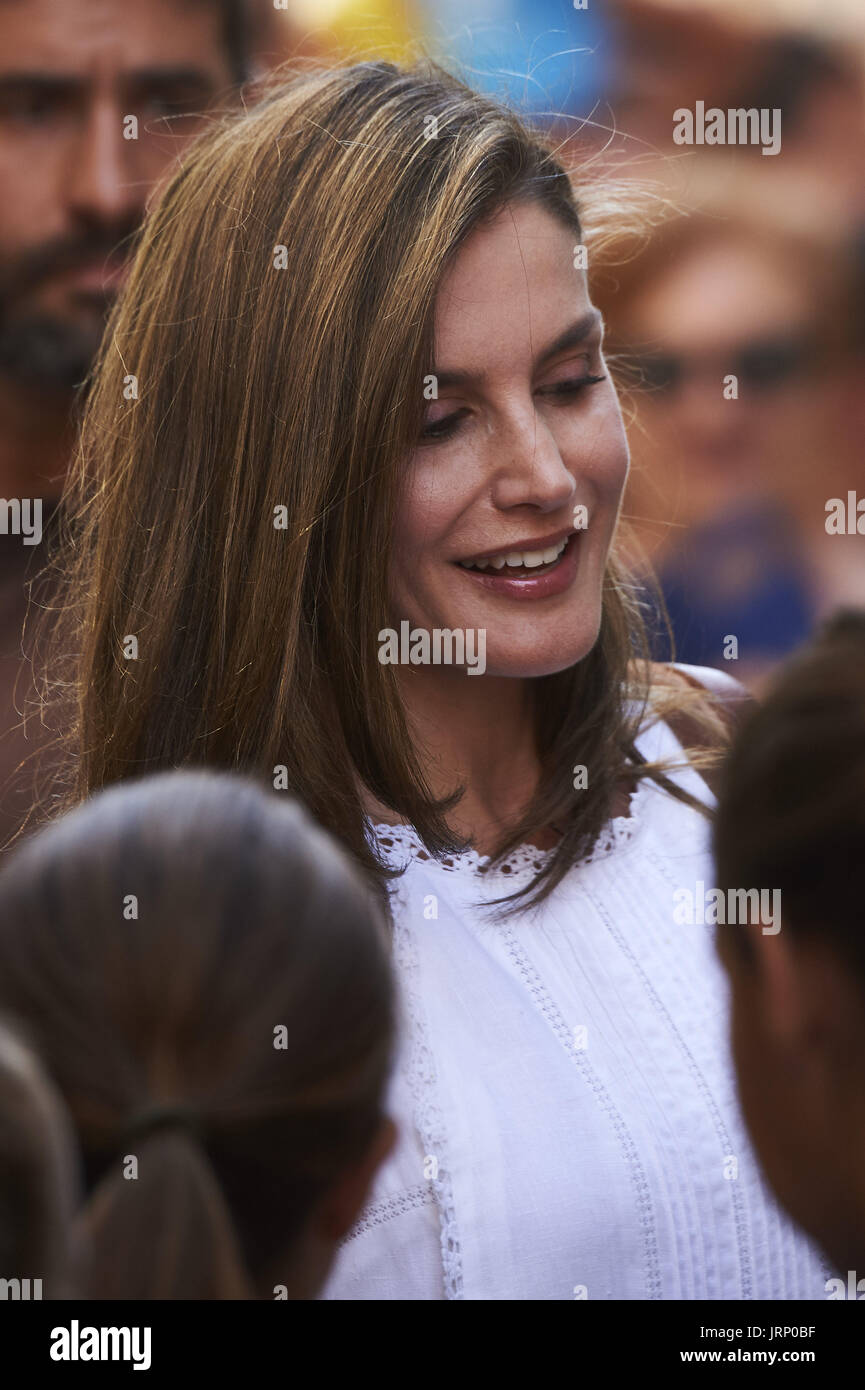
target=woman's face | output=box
[389,200,630,679]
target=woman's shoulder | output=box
[632,661,756,801]
[665,661,751,704]
[639,659,751,704]
[633,659,755,731]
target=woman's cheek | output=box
[391,469,458,573]
[400,447,482,543]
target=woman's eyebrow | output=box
[431,309,603,389]
[535,309,604,368]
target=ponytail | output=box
[80,1131,254,1300]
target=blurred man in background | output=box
[595,175,865,688]
[590,0,865,690]
[0,0,251,850]
[607,0,865,221]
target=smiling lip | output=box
[454,530,582,601]
[456,526,576,566]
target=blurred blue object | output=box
[421,0,612,119]
[651,502,816,670]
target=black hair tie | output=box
[121,1104,202,1145]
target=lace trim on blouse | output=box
[391,916,464,1298]
[341,1183,437,1246]
[368,773,654,884]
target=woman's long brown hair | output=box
[39,59,731,914]
[0,769,395,1298]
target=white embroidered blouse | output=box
[321,663,829,1300]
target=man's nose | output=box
[673,371,748,441]
[65,95,144,227]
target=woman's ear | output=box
[315,1116,398,1243]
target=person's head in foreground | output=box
[0,1022,79,1299]
[47,58,731,915]
[0,769,396,1299]
[714,609,865,1275]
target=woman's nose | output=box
[488,407,577,513]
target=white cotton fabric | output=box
[321,663,829,1300]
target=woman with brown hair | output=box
[0,769,396,1299]
[41,59,826,1298]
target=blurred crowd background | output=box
[1,0,863,850]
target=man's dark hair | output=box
[217,0,252,86]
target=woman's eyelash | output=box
[540,373,606,397]
[419,409,468,441]
[419,373,606,442]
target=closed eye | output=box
[537,373,606,399]
[419,407,470,442]
[419,375,606,444]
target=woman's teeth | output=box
[458,536,569,572]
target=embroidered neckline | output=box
[369,775,653,884]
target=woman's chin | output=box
[482,637,598,679]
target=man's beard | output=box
[0,226,139,390]
[0,312,106,390]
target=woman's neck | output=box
[365,667,543,854]
[361,665,637,856]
